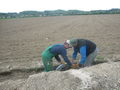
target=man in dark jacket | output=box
[67,38,97,67]
[41,43,73,72]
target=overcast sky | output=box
[0,0,120,13]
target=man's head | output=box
[64,40,72,49]
[69,39,78,47]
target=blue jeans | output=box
[84,48,98,66]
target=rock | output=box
[45,38,49,40]
[112,54,120,62]
[6,65,12,70]
[20,62,120,90]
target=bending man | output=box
[41,43,72,72]
[67,38,97,67]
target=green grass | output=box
[93,56,108,65]
[96,56,104,60]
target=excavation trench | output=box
[0,60,109,82]
[0,67,44,82]
[0,64,65,82]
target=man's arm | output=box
[72,48,78,63]
[60,49,72,66]
[79,46,87,66]
[55,55,61,62]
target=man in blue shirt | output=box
[41,43,73,72]
[67,38,97,67]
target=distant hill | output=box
[0,8,120,19]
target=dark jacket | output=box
[73,39,96,56]
[49,44,72,66]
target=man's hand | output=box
[60,61,65,64]
[78,64,84,67]
[71,59,77,64]
[71,64,79,69]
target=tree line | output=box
[0,8,120,19]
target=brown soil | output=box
[0,14,120,83]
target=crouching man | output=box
[41,42,74,72]
[66,38,97,67]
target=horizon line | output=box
[0,8,120,13]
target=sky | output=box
[0,0,120,13]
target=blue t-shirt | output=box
[72,46,86,64]
[49,44,72,66]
